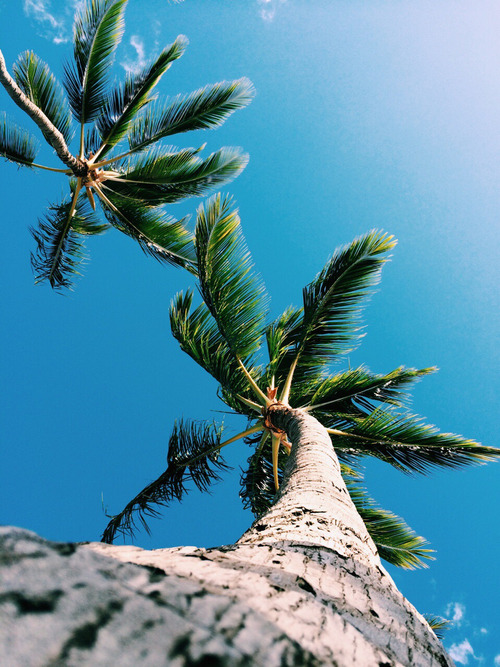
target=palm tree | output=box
[102,194,499,568]
[97,196,499,663]
[0,0,253,290]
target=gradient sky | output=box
[1,1,499,664]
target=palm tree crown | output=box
[0,0,253,290]
[102,195,500,571]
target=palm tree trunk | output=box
[0,50,86,175]
[238,403,380,565]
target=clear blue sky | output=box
[1,1,499,664]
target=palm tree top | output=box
[102,194,500,570]
[0,0,254,290]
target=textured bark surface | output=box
[0,50,85,174]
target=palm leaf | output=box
[264,306,304,387]
[13,51,72,143]
[64,0,127,123]
[30,189,104,290]
[170,290,259,415]
[195,194,269,359]
[283,231,396,387]
[328,407,500,474]
[101,419,227,543]
[0,112,38,166]
[344,472,433,569]
[127,77,255,152]
[423,615,450,640]
[302,366,435,415]
[95,36,187,159]
[104,146,248,205]
[98,188,196,270]
[240,432,285,517]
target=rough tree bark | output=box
[0,406,454,666]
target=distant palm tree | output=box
[0,0,253,290]
[102,194,499,573]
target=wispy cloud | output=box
[121,35,147,75]
[494,656,500,666]
[23,0,82,44]
[448,640,475,665]
[446,602,466,626]
[258,0,288,23]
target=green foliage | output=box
[127,78,255,152]
[13,51,72,143]
[31,190,106,290]
[105,199,500,560]
[64,0,127,123]
[195,194,269,358]
[101,419,227,543]
[0,112,38,166]
[423,615,451,640]
[1,0,253,290]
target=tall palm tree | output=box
[0,0,253,290]
[102,195,499,578]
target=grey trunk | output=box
[0,407,454,666]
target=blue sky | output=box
[1,1,499,663]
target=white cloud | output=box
[448,640,474,665]
[121,35,147,75]
[445,601,466,626]
[258,0,287,22]
[23,0,82,44]
[479,628,488,635]
[494,655,500,666]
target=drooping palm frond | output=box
[64,0,127,123]
[170,290,260,416]
[30,187,105,290]
[95,36,187,159]
[423,615,450,640]
[101,419,227,543]
[0,112,38,166]
[98,188,196,270]
[127,78,255,152]
[327,408,500,474]
[13,51,72,143]
[195,194,269,359]
[344,472,433,569]
[281,231,396,389]
[302,366,435,415]
[240,431,285,516]
[104,147,248,205]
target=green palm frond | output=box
[195,194,269,359]
[104,146,248,205]
[423,615,450,640]
[98,188,196,270]
[0,112,38,166]
[64,0,127,123]
[240,431,285,517]
[30,188,103,290]
[170,291,259,415]
[302,366,435,415]
[101,419,227,543]
[127,78,255,152]
[344,472,433,569]
[95,36,187,159]
[328,408,500,474]
[13,51,72,143]
[284,231,396,387]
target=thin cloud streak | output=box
[23,0,82,44]
[258,0,288,22]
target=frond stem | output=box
[237,358,270,406]
[279,356,298,406]
[47,178,82,283]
